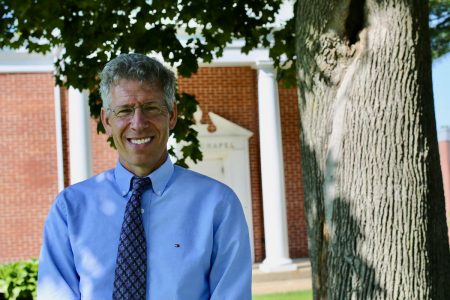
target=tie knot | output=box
[131,176,151,195]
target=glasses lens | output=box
[111,102,167,119]
[141,103,165,117]
[114,106,134,118]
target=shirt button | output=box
[141,208,144,214]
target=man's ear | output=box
[169,103,178,130]
[101,108,112,136]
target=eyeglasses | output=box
[108,102,168,119]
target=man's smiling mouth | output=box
[129,137,152,145]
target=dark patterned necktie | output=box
[113,176,151,300]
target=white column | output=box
[256,61,296,272]
[54,86,65,191]
[68,87,93,184]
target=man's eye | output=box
[115,107,134,117]
[142,104,161,114]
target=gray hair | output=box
[99,53,176,112]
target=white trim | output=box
[200,47,270,67]
[0,43,270,71]
[0,50,54,73]
[0,65,54,73]
[54,85,65,192]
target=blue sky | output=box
[433,53,450,129]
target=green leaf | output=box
[0,259,38,299]
[0,0,286,165]
[429,0,450,59]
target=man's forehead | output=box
[112,79,163,95]
[114,78,161,89]
[109,81,164,108]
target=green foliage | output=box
[169,92,203,168]
[0,260,38,300]
[429,0,450,59]
[269,1,297,88]
[0,0,282,166]
[2,0,445,164]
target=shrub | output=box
[0,259,38,300]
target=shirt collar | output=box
[114,156,174,197]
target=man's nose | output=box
[130,107,148,129]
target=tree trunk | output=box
[295,0,450,299]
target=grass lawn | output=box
[253,290,313,300]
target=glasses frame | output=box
[107,101,169,120]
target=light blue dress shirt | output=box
[37,157,251,299]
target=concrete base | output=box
[252,258,312,295]
[259,258,298,273]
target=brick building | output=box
[2,47,448,271]
[0,47,308,271]
[438,127,450,239]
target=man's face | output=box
[101,79,177,177]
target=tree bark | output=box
[295,0,450,299]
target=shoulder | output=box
[57,169,116,205]
[170,166,247,228]
[172,165,233,192]
[171,166,240,206]
[65,168,114,192]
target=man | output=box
[37,53,251,299]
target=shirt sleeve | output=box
[209,189,252,300]
[37,193,80,300]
